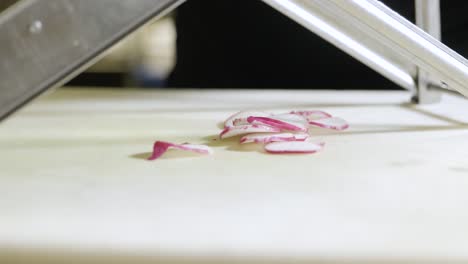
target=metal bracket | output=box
[0,0,183,121]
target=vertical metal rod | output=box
[413,0,442,103]
[416,0,441,40]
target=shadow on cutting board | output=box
[130,150,212,160]
[130,134,266,161]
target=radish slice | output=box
[290,110,332,121]
[224,110,270,128]
[308,117,349,130]
[265,141,324,154]
[220,124,281,139]
[247,116,308,132]
[240,132,309,144]
[148,141,213,160]
[270,113,309,125]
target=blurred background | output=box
[66,15,176,88]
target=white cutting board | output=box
[1,88,468,263]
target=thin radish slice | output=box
[240,132,309,144]
[308,117,349,130]
[290,110,332,121]
[224,110,270,128]
[270,113,309,125]
[265,141,324,154]
[247,116,308,132]
[148,141,213,161]
[220,124,281,139]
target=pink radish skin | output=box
[308,117,349,130]
[220,124,281,139]
[290,110,332,121]
[240,132,309,144]
[232,118,250,126]
[224,110,270,128]
[264,141,324,154]
[247,116,308,132]
[148,141,213,161]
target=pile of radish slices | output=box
[220,110,348,154]
[148,110,348,160]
